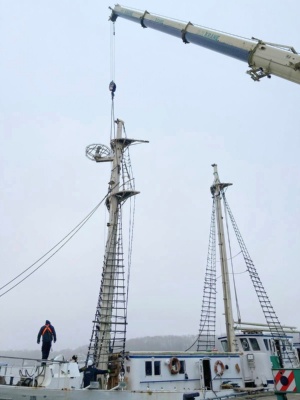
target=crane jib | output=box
[111,5,300,84]
[144,19,249,62]
[111,10,250,62]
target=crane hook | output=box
[109,80,117,100]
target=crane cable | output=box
[109,20,116,140]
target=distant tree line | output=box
[0,335,199,362]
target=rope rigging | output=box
[223,192,242,324]
[0,181,124,299]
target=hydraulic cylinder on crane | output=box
[110,5,300,85]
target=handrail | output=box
[0,355,68,364]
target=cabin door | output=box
[274,339,284,367]
[200,359,212,390]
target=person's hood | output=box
[45,320,51,325]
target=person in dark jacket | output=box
[82,360,109,388]
[37,320,57,361]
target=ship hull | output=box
[0,386,243,400]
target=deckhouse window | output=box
[240,338,250,351]
[264,339,269,351]
[221,340,228,352]
[249,338,260,351]
[154,361,161,375]
[179,360,185,374]
[145,361,152,376]
[145,360,161,376]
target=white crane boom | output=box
[110,5,300,85]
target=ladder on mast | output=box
[197,202,217,351]
[223,194,299,367]
[85,119,143,388]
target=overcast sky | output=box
[1,0,300,352]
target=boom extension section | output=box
[110,5,300,85]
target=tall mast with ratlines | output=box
[85,119,147,388]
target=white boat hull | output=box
[0,386,244,400]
